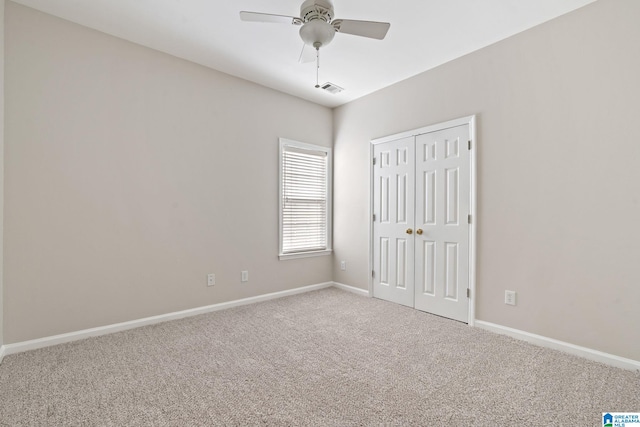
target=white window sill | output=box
[279,249,332,261]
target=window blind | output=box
[281,145,328,254]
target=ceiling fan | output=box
[240,0,390,87]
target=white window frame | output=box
[279,138,332,260]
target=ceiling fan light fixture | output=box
[299,19,335,48]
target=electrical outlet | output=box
[505,290,517,306]
[241,270,249,282]
[207,273,215,287]
[340,261,346,271]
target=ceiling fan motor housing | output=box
[299,0,336,48]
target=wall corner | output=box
[1,0,6,349]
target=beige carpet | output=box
[0,288,638,426]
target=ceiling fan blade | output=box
[239,11,302,25]
[332,19,390,40]
[298,43,316,63]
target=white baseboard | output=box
[475,320,640,371]
[1,281,334,360]
[332,282,369,296]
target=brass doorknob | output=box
[416,229,423,235]
[406,228,413,234]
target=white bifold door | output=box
[372,124,471,322]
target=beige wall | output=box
[333,0,640,361]
[4,2,333,343]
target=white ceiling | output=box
[12,0,597,108]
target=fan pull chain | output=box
[315,47,320,88]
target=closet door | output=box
[414,125,470,322]
[372,137,415,307]
[372,122,472,322]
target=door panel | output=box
[445,242,459,299]
[422,240,436,295]
[373,137,415,307]
[396,239,408,288]
[445,168,459,225]
[414,125,470,322]
[423,170,436,225]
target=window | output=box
[279,138,332,260]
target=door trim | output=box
[369,115,477,326]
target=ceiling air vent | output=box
[319,82,344,94]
